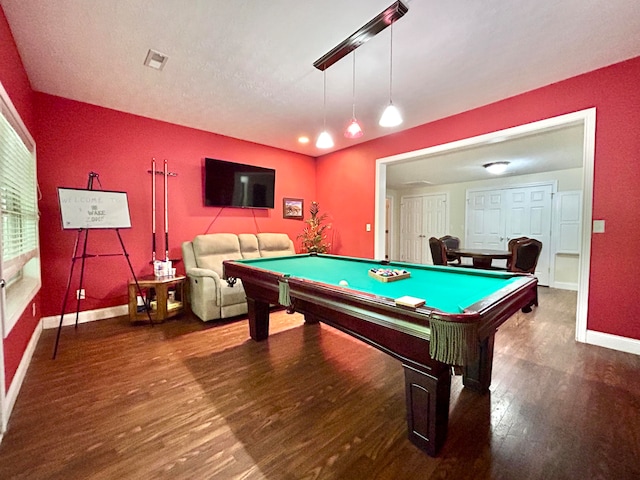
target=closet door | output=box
[466,190,506,249]
[400,194,448,264]
[504,184,553,285]
[400,196,424,263]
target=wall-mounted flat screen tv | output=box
[203,158,275,208]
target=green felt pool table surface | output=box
[234,254,524,314]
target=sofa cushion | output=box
[192,233,242,277]
[257,233,295,257]
[238,233,260,259]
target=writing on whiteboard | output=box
[58,188,132,229]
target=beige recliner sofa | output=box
[181,233,295,321]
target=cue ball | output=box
[339,280,349,286]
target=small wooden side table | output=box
[128,275,186,323]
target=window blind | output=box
[0,100,38,280]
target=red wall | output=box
[317,56,640,340]
[35,94,317,317]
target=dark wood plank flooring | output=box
[1,288,639,479]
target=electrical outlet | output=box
[76,289,85,300]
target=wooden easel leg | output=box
[52,230,84,359]
[116,229,154,325]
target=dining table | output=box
[448,247,512,269]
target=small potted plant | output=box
[297,201,331,253]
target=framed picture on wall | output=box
[283,198,304,219]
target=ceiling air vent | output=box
[144,49,168,70]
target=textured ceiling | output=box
[386,123,585,188]
[2,0,640,157]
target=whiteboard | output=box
[58,187,132,229]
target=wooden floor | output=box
[1,288,639,479]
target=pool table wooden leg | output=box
[462,334,495,392]
[247,297,270,341]
[403,364,452,457]
[303,313,320,324]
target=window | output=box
[0,82,40,337]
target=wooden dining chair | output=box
[509,238,542,311]
[509,238,543,274]
[439,235,461,264]
[506,236,528,269]
[429,237,449,266]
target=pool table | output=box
[223,253,538,456]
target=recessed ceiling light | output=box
[298,136,310,144]
[144,49,168,70]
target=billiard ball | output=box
[339,280,349,286]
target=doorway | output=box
[374,108,596,343]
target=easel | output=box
[52,172,152,359]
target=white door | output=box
[504,185,553,285]
[466,183,554,285]
[466,190,506,248]
[423,194,448,240]
[400,196,424,263]
[400,194,448,264]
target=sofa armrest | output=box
[187,266,242,289]
[187,267,222,284]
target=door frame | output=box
[385,195,394,260]
[374,108,596,344]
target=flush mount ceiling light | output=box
[144,49,168,70]
[484,161,510,175]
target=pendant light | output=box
[344,51,364,138]
[379,22,403,127]
[316,68,334,149]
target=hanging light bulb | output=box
[316,131,334,149]
[379,22,402,127]
[344,51,364,139]
[316,69,334,149]
[379,103,402,127]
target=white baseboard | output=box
[42,304,128,330]
[585,329,640,356]
[3,318,43,439]
[552,281,579,291]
